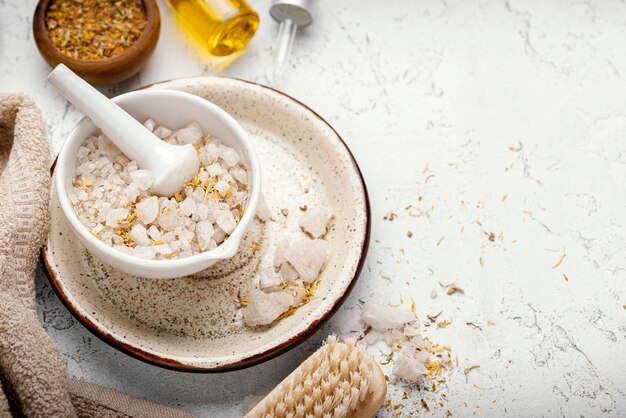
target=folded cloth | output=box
[0,94,195,418]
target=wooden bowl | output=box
[33,0,160,85]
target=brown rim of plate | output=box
[41,76,372,373]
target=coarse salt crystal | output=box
[256,195,272,222]
[392,352,428,383]
[219,145,240,167]
[143,118,156,132]
[125,183,141,202]
[283,239,328,283]
[105,208,128,227]
[214,180,230,197]
[136,196,159,224]
[130,169,153,191]
[230,167,248,184]
[212,227,226,244]
[258,268,283,292]
[274,239,290,267]
[206,162,222,177]
[216,211,237,234]
[179,197,197,217]
[360,302,416,331]
[147,225,162,241]
[299,207,332,238]
[71,120,248,260]
[129,224,150,246]
[153,126,172,139]
[280,262,299,283]
[175,122,203,145]
[242,289,294,327]
[196,220,215,250]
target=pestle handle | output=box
[48,64,164,172]
[48,64,199,197]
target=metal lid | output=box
[270,0,315,27]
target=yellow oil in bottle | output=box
[165,0,259,56]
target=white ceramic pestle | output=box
[48,64,199,197]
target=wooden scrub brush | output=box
[246,336,387,418]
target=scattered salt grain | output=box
[360,302,416,331]
[105,208,128,227]
[393,352,428,383]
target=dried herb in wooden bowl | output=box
[45,0,148,60]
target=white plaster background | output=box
[1,0,625,416]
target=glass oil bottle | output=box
[165,0,259,56]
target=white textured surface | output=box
[1,0,626,416]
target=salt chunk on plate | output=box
[290,279,306,305]
[360,302,415,331]
[392,352,428,383]
[259,268,283,292]
[130,169,153,191]
[154,243,173,256]
[299,207,332,238]
[230,166,248,184]
[280,262,299,283]
[243,289,294,327]
[256,195,272,222]
[136,196,159,224]
[283,239,328,283]
[274,239,290,267]
[175,121,203,145]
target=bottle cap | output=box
[270,0,315,27]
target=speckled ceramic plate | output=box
[43,77,370,371]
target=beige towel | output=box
[0,94,196,418]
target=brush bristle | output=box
[248,336,375,418]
